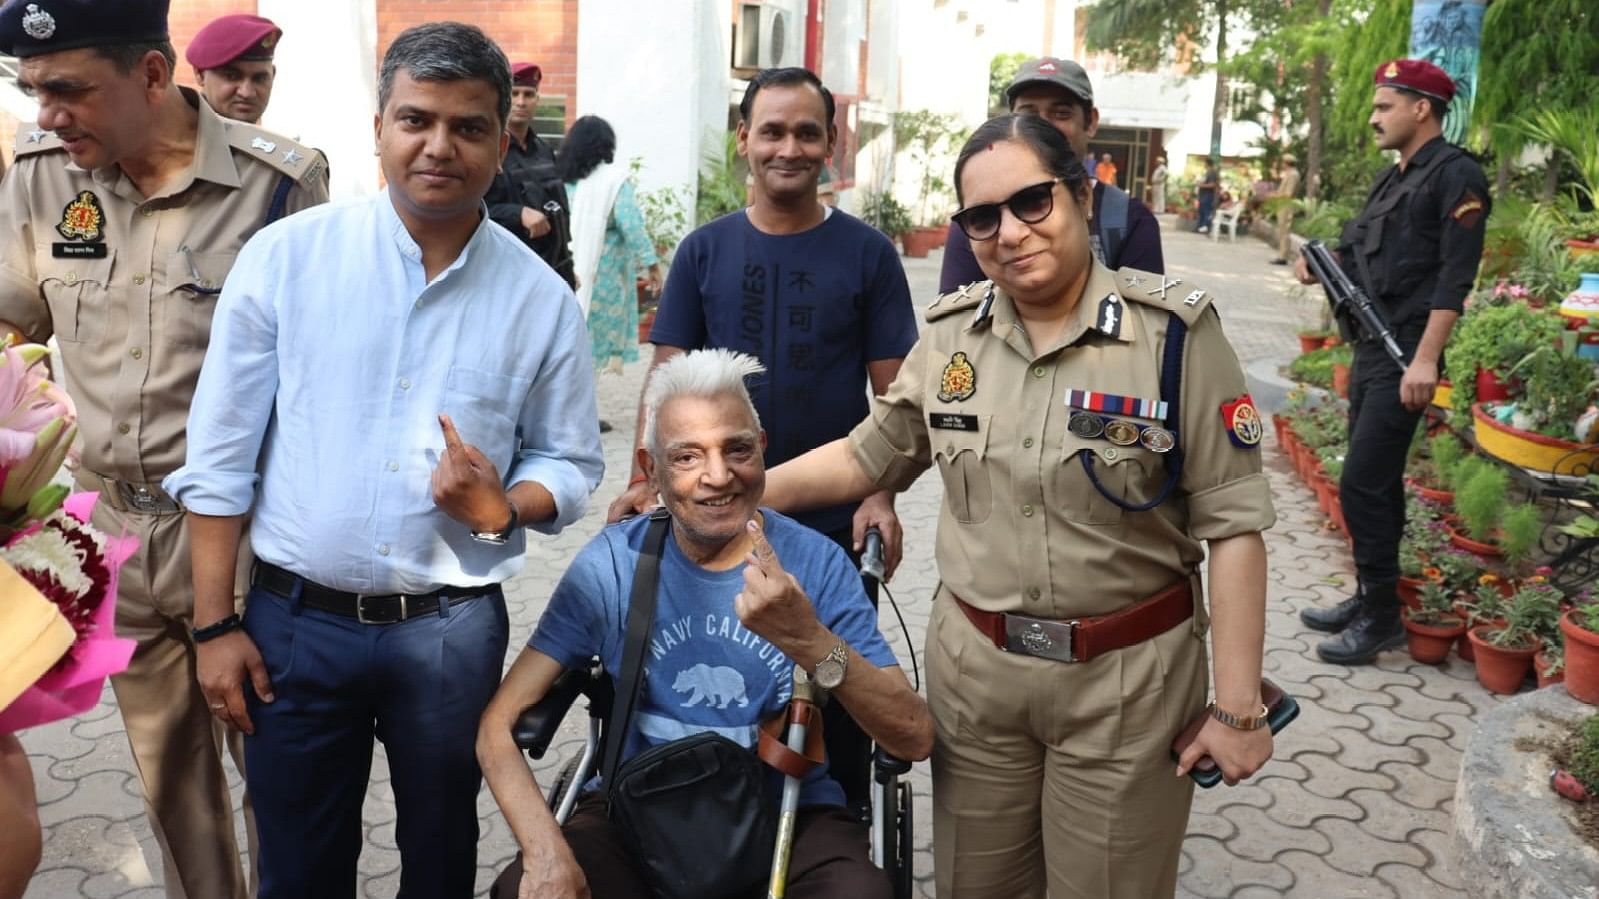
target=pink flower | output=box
[0,344,76,518]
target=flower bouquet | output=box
[0,343,135,733]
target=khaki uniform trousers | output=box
[1277,208,1296,262]
[927,589,1207,898]
[90,486,257,899]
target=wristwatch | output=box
[811,640,849,690]
[1207,701,1270,731]
[470,503,519,545]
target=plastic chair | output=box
[1211,204,1242,242]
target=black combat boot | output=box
[1315,583,1403,665]
[1300,590,1363,633]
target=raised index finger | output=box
[745,518,780,571]
[438,414,467,458]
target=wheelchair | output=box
[511,658,916,898]
[509,523,917,895]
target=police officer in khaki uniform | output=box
[764,114,1275,897]
[0,2,328,897]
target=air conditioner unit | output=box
[757,0,804,69]
[733,0,805,71]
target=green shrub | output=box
[1498,503,1543,568]
[1568,714,1599,794]
[1445,453,1492,494]
[1456,465,1510,540]
[1430,434,1466,488]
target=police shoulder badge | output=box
[1451,191,1485,229]
[1221,394,1264,448]
[56,190,105,242]
[938,351,977,403]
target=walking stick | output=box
[767,665,816,898]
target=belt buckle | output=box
[1002,613,1078,662]
[120,482,163,514]
[355,594,409,625]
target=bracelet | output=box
[628,474,649,488]
[192,614,243,644]
[1207,701,1270,731]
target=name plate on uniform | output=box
[52,242,107,258]
[928,413,979,432]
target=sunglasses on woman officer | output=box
[950,178,1066,241]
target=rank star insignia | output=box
[1148,276,1183,301]
[56,190,105,242]
[21,3,55,40]
[25,129,46,143]
[938,351,977,403]
[1221,394,1264,448]
[1122,273,1146,289]
[282,148,303,166]
[251,136,277,153]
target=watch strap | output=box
[1207,701,1270,731]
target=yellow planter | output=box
[1431,380,1452,410]
[1472,404,1599,475]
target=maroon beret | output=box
[186,14,280,70]
[511,61,542,88]
[1374,58,1455,105]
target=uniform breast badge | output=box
[1221,394,1264,448]
[57,191,105,242]
[1095,293,1122,338]
[938,351,977,402]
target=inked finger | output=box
[438,414,467,457]
[745,518,779,569]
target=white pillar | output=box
[258,0,380,199]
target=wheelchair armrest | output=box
[873,746,912,782]
[512,662,601,759]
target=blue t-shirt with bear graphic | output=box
[530,509,899,807]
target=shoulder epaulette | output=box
[925,280,989,323]
[223,121,328,186]
[1115,267,1215,326]
[14,124,62,157]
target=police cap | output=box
[186,14,280,70]
[0,0,169,59]
[1374,58,1455,106]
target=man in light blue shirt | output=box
[163,22,604,898]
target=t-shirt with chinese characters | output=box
[530,509,900,807]
[649,209,919,536]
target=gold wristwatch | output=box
[812,640,849,690]
[1207,701,1270,731]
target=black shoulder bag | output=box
[603,510,777,899]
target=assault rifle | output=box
[1300,240,1408,369]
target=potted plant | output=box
[1471,343,1599,475]
[1560,602,1599,704]
[1535,640,1565,688]
[1406,432,1465,505]
[1449,463,1509,556]
[1468,585,1551,694]
[1454,578,1504,663]
[1404,582,1467,664]
[861,190,915,250]
[893,110,964,257]
[1445,301,1565,418]
[1298,329,1332,355]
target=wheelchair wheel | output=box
[894,781,914,899]
[546,752,584,813]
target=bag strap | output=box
[603,509,672,788]
[755,697,827,780]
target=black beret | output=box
[0,0,170,59]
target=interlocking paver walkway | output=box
[18,219,1499,898]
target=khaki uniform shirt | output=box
[850,263,1276,618]
[0,88,328,483]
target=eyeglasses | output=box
[950,178,1063,241]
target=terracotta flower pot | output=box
[1404,613,1467,664]
[899,228,941,258]
[1396,576,1427,611]
[1332,362,1351,399]
[1472,404,1599,476]
[1534,649,1565,688]
[1310,466,1333,516]
[1328,483,1347,534]
[1271,414,1288,447]
[1446,523,1505,559]
[1467,625,1537,694]
[1322,335,1344,349]
[1298,333,1325,355]
[1404,477,1453,506]
[1559,610,1599,704]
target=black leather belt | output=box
[252,561,498,624]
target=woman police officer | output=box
[762,113,1274,897]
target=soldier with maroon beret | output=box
[186,13,280,123]
[1297,58,1491,664]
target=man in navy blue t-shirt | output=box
[608,67,918,581]
[480,349,931,899]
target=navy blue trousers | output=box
[242,582,509,899]
[1197,192,1216,230]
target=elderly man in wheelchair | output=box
[477,349,932,899]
